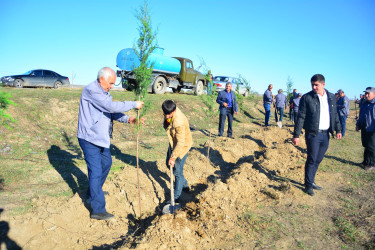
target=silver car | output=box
[212,76,249,96]
[1,69,70,89]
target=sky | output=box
[0,0,374,98]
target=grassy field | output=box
[0,86,374,249]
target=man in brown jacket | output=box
[162,100,193,203]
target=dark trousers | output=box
[361,130,375,166]
[218,107,234,136]
[293,111,299,124]
[339,114,348,137]
[166,145,188,200]
[78,138,112,214]
[304,131,329,189]
[289,108,294,121]
[275,107,284,122]
[264,103,271,126]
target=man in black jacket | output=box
[292,74,342,196]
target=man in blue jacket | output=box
[77,67,143,220]
[275,89,287,127]
[263,84,273,126]
[336,89,350,137]
[293,74,342,196]
[216,82,238,138]
[356,87,375,171]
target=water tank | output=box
[116,48,181,74]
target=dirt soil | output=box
[1,116,374,249]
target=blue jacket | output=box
[275,93,286,108]
[356,97,375,132]
[263,89,273,104]
[216,90,238,113]
[77,80,136,148]
[293,97,301,112]
[337,95,350,116]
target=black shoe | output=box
[228,135,234,139]
[182,186,190,192]
[364,165,375,171]
[304,188,314,196]
[90,212,114,220]
[312,183,322,190]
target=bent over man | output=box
[293,74,342,196]
[77,67,143,220]
[162,100,193,203]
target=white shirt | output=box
[318,91,330,130]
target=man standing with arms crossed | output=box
[293,74,342,196]
[77,67,143,220]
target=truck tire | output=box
[194,80,204,95]
[153,76,166,94]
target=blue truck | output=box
[116,48,206,95]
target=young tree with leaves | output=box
[200,73,218,163]
[132,0,157,216]
[0,90,16,129]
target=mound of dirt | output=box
[2,123,360,249]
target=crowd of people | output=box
[77,68,374,220]
[261,74,374,196]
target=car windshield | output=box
[23,70,33,75]
[214,76,229,82]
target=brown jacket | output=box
[166,107,193,160]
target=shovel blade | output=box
[162,203,181,214]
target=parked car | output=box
[0,69,70,89]
[213,76,250,96]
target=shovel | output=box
[162,162,181,214]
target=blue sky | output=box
[0,0,374,98]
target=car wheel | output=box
[14,79,24,88]
[152,76,166,94]
[194,80,204,95]
[244,90,249,97]
[54,81,62,89]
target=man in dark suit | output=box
[293,74,342,196]
[216,82,238,138]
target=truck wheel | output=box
[172,86,182,93]
[153,77,166,94]
[194,80,204,95]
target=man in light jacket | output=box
[162,100,193,203]
[77,67,143,220]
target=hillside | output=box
[0,87,374,249]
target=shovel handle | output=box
[169,163,175,207]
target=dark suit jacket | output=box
[216,90,238,113]
[294,89,342,138]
